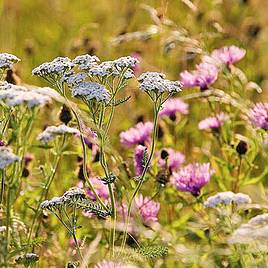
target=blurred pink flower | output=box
[198,112,228,130]
[120,121,153,147]
[134,145,147,176]
[135,194,160,223]
[131,52,141,75]
[171,163,214,196]
[157,148,185,172]
[95,261,135,268]
[211,45,246,65]
[248,102,268,129]
[180,62,218,90]
[159,98,189,120]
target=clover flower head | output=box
[204,191,252,208]
[198,112,228,130]
[0,53,20,70]
[135,194,160,223]
[211,45,246,65]
[157,148,185,172]
[32,57,74,77]
[72,82,111,103]
[134,145,147,176]
[62,71,87,86]
[138,72,183,93]
[0,146,20,169]
[120,121,153,147]
[73,54,100,70]
[86,177,109,201]
[37,124,79,143]
[0,83,53,108]
[159,98,189,119]
[171,163,213,196]
[248,102,268,130]
[180,62,218,90]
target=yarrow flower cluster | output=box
[135,194,160,223]
[37,124,80,143]
[138,72,183,93]
[134,145,148,176]
[159,98,189,120]
[0,53,20,70]
[198,112,229,130]
[72,82,111,103]
[157,148,185,172]
[204,191,252,208]
[0,82,55,108]
[171,163,214,196]
[120,121,153,147]
[41,187,85,211]
[73,54,100,70]
[15,253,39,266]
[0,146,20,169]
[248,102,268,130]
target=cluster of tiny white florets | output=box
[32,57,74,77]
[72,54,100,70]
[37,124,80,143]
[72,82,111,103]
[204,191,252,208]
[229,213,268,245]
[0,53,20,70]
[62,71,87,86]
[0,146,20,169]
[138,72,183,93]
[0,82,55,108]
[41,187,85,211]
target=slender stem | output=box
[121,96,161,250]
[0,170,4,205]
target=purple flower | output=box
[0,140,5,147]
[157,148,185,172]
[171,163,214,196]
[131,52,141,76]
[78,178,109,201]
[95,261,135,268]
[198,112,228,130]
[134,145,147,176]
[120,121,153,147]
[159,98,189,120]
[135,194,160,223]
[211,45,246,66]
[248,102,268,130]
[180,62,218,90]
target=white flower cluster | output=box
[138,72,183,93]
[62,72,87,86]
[72,82,111,103]
[204,191,252,208]
[73,54,100,70]
[41,187,85,211]
[0,53,20,69]
[0,82,54,108]
[229,213,268,245]
[37,124,80,143]
[32,57,74,77]
[0,146,20,169]
[0,226,6,233]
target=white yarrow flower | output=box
[0,53,20,69]
[0,147,20,169]
[73,54,100,70]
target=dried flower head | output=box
[171,163,213,196]
[37,124,79,143]
[120,121,153,147]
[0,146,20,169]
[72,82,111,103]
[248,102,268,130]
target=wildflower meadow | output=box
[1,0,268,267]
